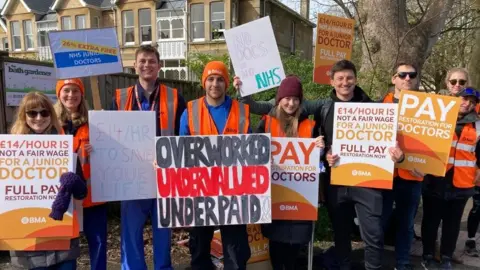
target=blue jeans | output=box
[120,198,172,270]
[31,260,76,270]
[382,179,422,267]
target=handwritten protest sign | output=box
[225,16,285,97]
[48,28,123,79]
[331,103,398,189]
[395,91,460,176]
[271,138,320,220]
[0,135,74,239]
[89,111,156,202]
[155,134,272,228]
[314,14,355,84]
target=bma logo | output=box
[279,205,298,211]
[352,170,371,177]
[407,156,426,164]
[21,216,47,224]
[225,128,237,133]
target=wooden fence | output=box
[0,54,203,133]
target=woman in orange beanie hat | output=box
[54,78,108,270]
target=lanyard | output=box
[134,85,159,111]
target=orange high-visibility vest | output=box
[447,122,480,188]
[187,97,249,135]
[73,124,104,208]
[263,115,315,138]
[115,84,179,136]
[383,92,423,181]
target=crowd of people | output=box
[5,45,480,270]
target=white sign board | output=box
[4,62,57,106]
[89,111,156,202]
[0,135,74,239]
[225,16,286,97]
[48,28,123,79]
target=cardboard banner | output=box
[155,134,272,228]
[89,111,157,202]
[48,27,123,79]
[331,103,398,189]
[314,14,355,85]
[4,62,57,106]
[0,135,74,239]
[0,237,71,251]
[395,90,460,176]
[225,16,286,97]
[271,138,320,220]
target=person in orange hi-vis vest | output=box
[254,75,325,270]
[380,62,425,270]
[421,88,480,270]
[9,92,87,269]
[179,61,251,270]
[54,78,107,270]
[111,45,186,270]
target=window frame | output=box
[156,10,185,40]
[10,21,21,51]
[210,1,225,40]
[190,3,205,41]
[290,21,296,54]
[139,8,152,44]
[92,16,100,28]
[122,10,135,45]
[75,15,86,29]
[61,16,72,30]
[23,20,34,50]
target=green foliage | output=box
[314,206,333,241]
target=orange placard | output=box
[313,14,355,85]
[0,237,71,251]
[395,91,460,176]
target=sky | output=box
[0,0,5,10]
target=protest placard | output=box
[4,62,56,106]
[48,28,123,79]
[225,16,285,97]
[271,138,320,220]
[155,134,272,228]
[314,14,355,84]
[0,237,72,251]
[0,135,74,239]
[395,90,460,176]
[331,103,398,189]
[89,111,157,202]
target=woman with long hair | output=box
[445,68,469,95]
[9,91,87,270]
[256,76,324,270]
[54,79,107,270]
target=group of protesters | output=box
[5,44,480,270]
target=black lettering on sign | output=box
[218,195,229,225]
[158,198,171,228]
[228,196,242,225]
[194,197,205,226]
[185,197,194,226]
[205,197,219,226]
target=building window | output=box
[61,16,72,30]
[231,1,238,27]
[139,9,152,44]
[210,2,225,40]
[92,16,100,28]
[2,37,8,51]
[10,21,21,50]
[157,10,184,40]
[76,15,86,29]
[23,20,34,49]
[190,4,204,41]
[290,21,296,54]
[123,10,134,45]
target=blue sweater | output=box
[179,96,251,135]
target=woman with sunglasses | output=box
[54,79,107,270]
[9,91,87,270]
[445,68,469,95]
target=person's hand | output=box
[326,149,339,167]
[84,144,93,154]
[410,168,425,178]
[315,136,325,149]
[153,160,158,170]
[233,76,242,91]
[388,142,404,163]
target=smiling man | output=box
[112,45,186,270]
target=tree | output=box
[468,0,480,87]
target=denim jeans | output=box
[382,179,422,267]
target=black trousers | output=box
[189,225,251,270]
[269,240,303,270]
[421,195,469,258]
[467,187,480,238]
[328,185,384,270]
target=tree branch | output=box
[416,0,425,14]
[438,26,480,35]
[331,0,354,19]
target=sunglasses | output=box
[396,72,418,79]
[449,79,467,86]
[26,110,51,118]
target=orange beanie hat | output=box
[56,78,85,97]
[202,61,230,89]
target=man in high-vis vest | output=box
[111,45,186,270]
[421,87,480,269]
[179,61,251,270]
[380,62,425,270]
